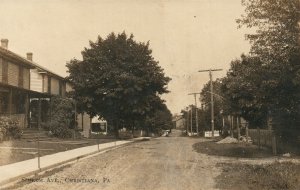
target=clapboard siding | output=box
[66,82,73,93]
[51,77,59,95]
[23,68,30,90]
[43,75,48,93]
[30,69,43,92]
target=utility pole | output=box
[188,92,201,136]
[198,69,222,137]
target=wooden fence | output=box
[248,128,277,155]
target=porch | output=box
[0,83,49,129]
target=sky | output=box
[0,0,251,114]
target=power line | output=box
[188,92,201,136]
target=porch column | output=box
[38,97,41,130]
[25,93,29,128]
[8,88,12,116]
[49,97,52,123]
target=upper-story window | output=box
[18,66,24,88]
[59,80,62,96]
[2,59,8,84]
[48,76,51,93]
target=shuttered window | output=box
[18,66,24,88]
[2,60,8,84]
[48,76,51,93]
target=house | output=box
[172,115,186,130]
[0,38,71,129]
[27,52,69,127]
[0,39,42,128]
[0,38,102,138]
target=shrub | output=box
[0,116,22,141]
[42,96,76,139]
[45,121,73,138]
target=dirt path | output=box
[12,130,221,190]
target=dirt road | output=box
[12,130,221,190]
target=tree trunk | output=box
[113,120,119,139]
[131,121,135,138]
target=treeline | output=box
[200,0,300,141]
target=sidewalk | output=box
[0,139,134,187]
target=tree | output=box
[237,0,300,115]
[237,0,300,65]
[144,103,173,135]
[180,105,206,135]
[66,32,171,138]
[221,55,269,127]
[200,79,226,131]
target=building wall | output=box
[30,69,50,93]
[77,112,91,138]
[0,57,30,90]
[50,77,59,95]
[23,68,30,89]
[66,82,73,93]
[30,69,43,92]
[61,81,66,97]
[176,118,186,129]
[43,75,48,93]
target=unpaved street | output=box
[13,130,221,190]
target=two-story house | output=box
[27,53,69,127]
[0,38,71,129]
[0,39,41,128]
[0,38,95,138]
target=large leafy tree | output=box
[200,79,227,130]
[237,0,300,64]
[143,103,173,134]
[221,55,269,127]
[67,32,171,138]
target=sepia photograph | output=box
[0,0,299,189]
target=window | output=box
[48,77,51,93]
[59,81,62,96]
[2,59,8,84]
[0,91,9,113]
[18,66,24,88]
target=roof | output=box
[0,47,35,68]
[0,46,66,81]
[0,81,50,98]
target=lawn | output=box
[193,140,273,158]
[0,138,116,166]
[215,161,300,190]
[193,140,300,189]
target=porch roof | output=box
[0,82,51,98]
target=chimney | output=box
[1,39,8,49]
[26,52,33,61]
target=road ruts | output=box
[13,130,220,190]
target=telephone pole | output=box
[198,69,222,137]
[188,92,201,136]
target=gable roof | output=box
[0,47,35,68]
[0,46,66,81]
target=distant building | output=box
[172,115,186,130]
